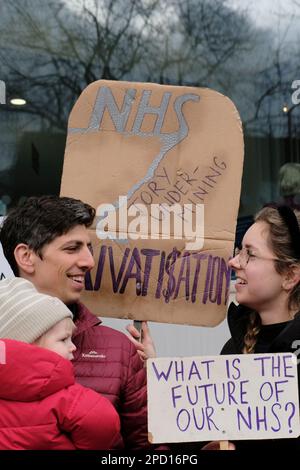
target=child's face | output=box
[34,318,76,360]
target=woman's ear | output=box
[282,264,300,291]
[14,244,35,275]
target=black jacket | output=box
[221,302,300,451]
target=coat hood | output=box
[0,339,74,401]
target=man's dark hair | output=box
[0,195,96,276]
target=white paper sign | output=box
[147,354,300,443]
[0,217,14,280]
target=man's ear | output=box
[282,264,300,291]
[14,244,36,275]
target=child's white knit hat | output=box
[0,278,73,343]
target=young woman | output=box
[128,205,300,450]
[221,205,300,450]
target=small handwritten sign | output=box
[147,354,300,442]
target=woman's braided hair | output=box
[242,311,261,354]
[242,206,300,354]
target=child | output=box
[0,277,121,450]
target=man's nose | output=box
[78,246,95,270]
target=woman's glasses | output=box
[233,247,282,269]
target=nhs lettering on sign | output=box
[61,79,244,327]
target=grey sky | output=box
[228,0,299,34]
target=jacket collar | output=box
[69,302,102,337]
[227,302,300,353]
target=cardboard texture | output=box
[147,354,300,442]
[60,80,244,326]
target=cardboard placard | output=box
[60,80,244,325]
[147,354,300,443]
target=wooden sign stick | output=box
[219,440,229,450]
[133,320,143,342]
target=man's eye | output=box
[65,246,77,252]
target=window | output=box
[0,0,299,216]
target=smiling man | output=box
[0,195,149,450]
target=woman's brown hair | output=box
[242,206,300,354]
